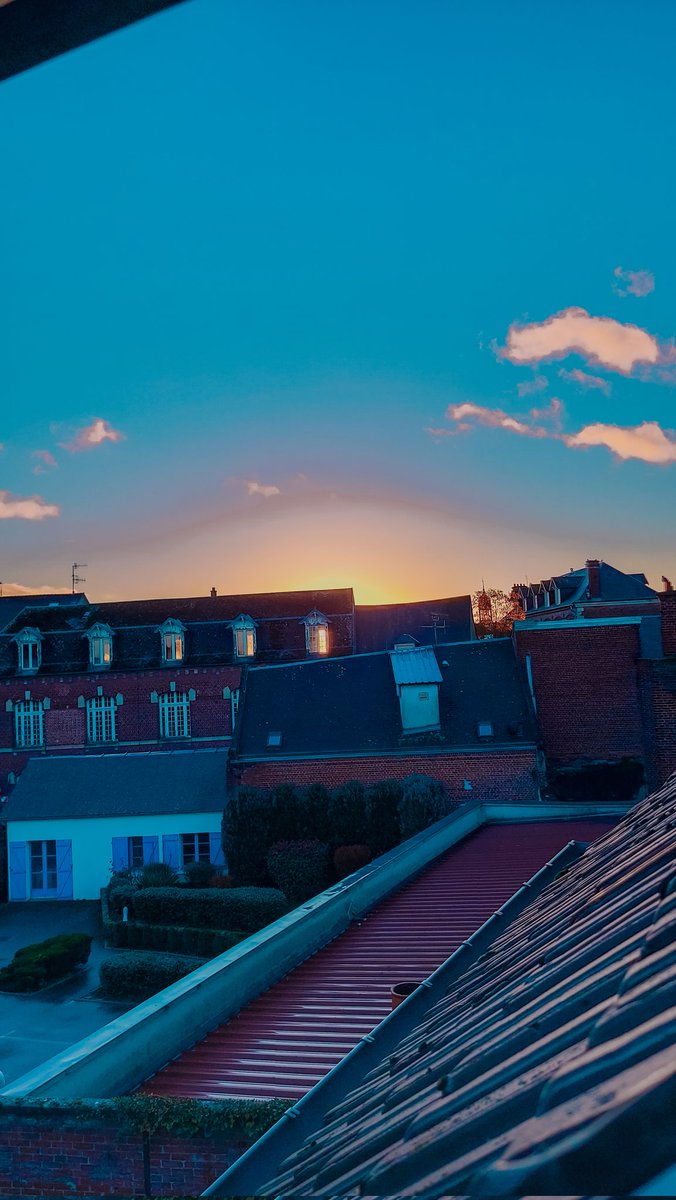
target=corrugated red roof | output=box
[139,819,613,1102]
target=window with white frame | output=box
[14,628,42,673]
[86,623,113,668]
[86,695,117,742]
[181,831,211,864]
[159,618,185,663]
[231,614,256,659]
[303,610,329,655]
[158,691,191,738]
[15,699,44,748]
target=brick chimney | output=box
[585,559,601,599]
[210,587,217,598]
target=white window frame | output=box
[303,610,329,655]
[87,623,113,668]
[86,695,117,743]
[14,628,42,673]
[181,831,211,864]
[15,699,44,748]
[158,691,191,738]
[159,619,186,664]
[231,615,256,659]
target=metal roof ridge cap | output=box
[201,838,585,1199]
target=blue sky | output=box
[1,0,675,601]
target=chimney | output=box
[585,559,601,599]
[210,587,217,599]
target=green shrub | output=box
[132,886,287,931]
[333,843,372,879]
[296,782,331,842]
[139,861,179,889]
[106,920,248,957]
[223,786,275,885]
[546,758,644,803]
[266,840,331,904]
[397,774,450,841]
[0,933,92,992]
[107,882,138,918]
[365,779,402,855]
[99,952,206,1000]
[183,860,215,888]
[326,780,368,846]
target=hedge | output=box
[266,840,331,904]
[104,920,248,958]
[397,774,451,840]
[131,886,288,931]
[99,951,207,1000]
[0,934,92,992]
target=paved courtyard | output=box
[0,901,132,1087]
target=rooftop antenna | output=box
[71,562,87,594]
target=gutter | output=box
[203,838,586,1198]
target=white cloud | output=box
[1,581,61,596]
[31,449,58,475]
[0,490,60,519]
[500,307,660,374]
[613,266,655,298]
[63,418,125,452]
[564,421,676,464]
[244,479,281,498]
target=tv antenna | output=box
[71,562,87,593]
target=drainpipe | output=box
[202,839,586,1198]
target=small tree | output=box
[472,587,524,639]
[326,780,368,847]
[398,774,450,841]
[223,786,274,885]
[364,779,402,855]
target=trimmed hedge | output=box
[131,886,288,931]
[105,920,248,958]
[0,933,92,992]
[398,774,451,840]
[99,951,207,1000]
[266,840,331,904]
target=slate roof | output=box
[2,749,228,821]
[515,561,658,608]
[262,775,676,1197]
[236,639,536,758]
[0,588,355,675]
[355,596,474,653]
[0,593,87,632]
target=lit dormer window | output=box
[14,628,43,673]
[230,614,256,659]
[86,623,113,668]
[159,618,186,663]
[303,610,329,656]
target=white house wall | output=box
[7,812,223,901]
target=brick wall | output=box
[0,1107,250,1198]
[238,748,540,802]
[514,623,645,764]
[0,665,241,792]
[648,660,676,785]
[660,591,676,656]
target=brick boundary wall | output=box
[237,748,540,801]
[648,659,676,786]
[0,1103,266,1198]
[661,591,676,657]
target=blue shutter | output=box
[111,837,129,873]
[209,832,225,868]
[55,841,73,899]
[9,842,27,901]
[143,836,159,864]
[162,834,180,868]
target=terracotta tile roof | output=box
[260,777,676,1197]
[140,819,612,1103]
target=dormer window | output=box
[159,618,186,663]
[86,623,113,669]
[230,614,256,659]
[14,628,43,673]
[303,610,329,656]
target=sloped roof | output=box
[236,639,536,758]
[262,776,676,1197]
[355,596,473,653]
[3,749,228,821]
[0,593,87,632]
[390,647,443,687]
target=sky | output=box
[1,0,675,603]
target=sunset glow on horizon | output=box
[2,0,674,604]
